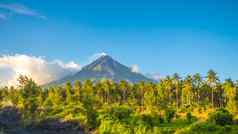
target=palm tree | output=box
[206,70,219,107]
[118,80,129,103]
[101,80,111,103]
[109,80,117,103]
[138,81,146,106]
[83,80,94,98]
[183,75,193,106]
[164,76,173,106]
[223,79,237,113]
[65,81,73,103]
[193,73,202,105]
[74,80,82,100]
[172,73,181,110]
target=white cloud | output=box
[131,64,140,73]
[0,54,80,87]
[0,3,46,19]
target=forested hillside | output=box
[0,70,238,134]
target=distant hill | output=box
[49,55,154,85]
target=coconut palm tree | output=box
[206,70,219,108]
[172,73,181,110]
[193,73,202,105]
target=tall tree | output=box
[17,75,40,120]
[223,79,237,113]
[182,75,193,106]
[193,73,202,105]
[164,76,174,106]
[172,73,181,110]
[118,80,129,103]
[206,70,219,107]
[65,81,73,104]
[74,80,82,100]
[82,80,94,98]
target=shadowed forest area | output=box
[0,70,238,134]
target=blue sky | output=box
[0,0,238,80]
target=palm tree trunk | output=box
[212,88,214,107]
[176,88,179,110]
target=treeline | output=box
[0,70,238,134]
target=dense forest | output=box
[0,69,238,134]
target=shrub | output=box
[175,122,238,134]
[164,109,175,123]
[233,118,238,125]
[186,112,196,123]
[209,108,233,126]
[134,125,162,134]
[110,105,132,121]
[175,122,219,134]
[98,119,131,134]
[132,113,162,127]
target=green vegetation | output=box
[0,70,238,134]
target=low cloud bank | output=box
[0,54,80,86]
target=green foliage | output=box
[98,119,131,134]
[176,122,238,134]
[208,108,233,126]
[186,112,196,123]
[1,72,238,134]
[164,109,176,123]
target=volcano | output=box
[51,55,154,84]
